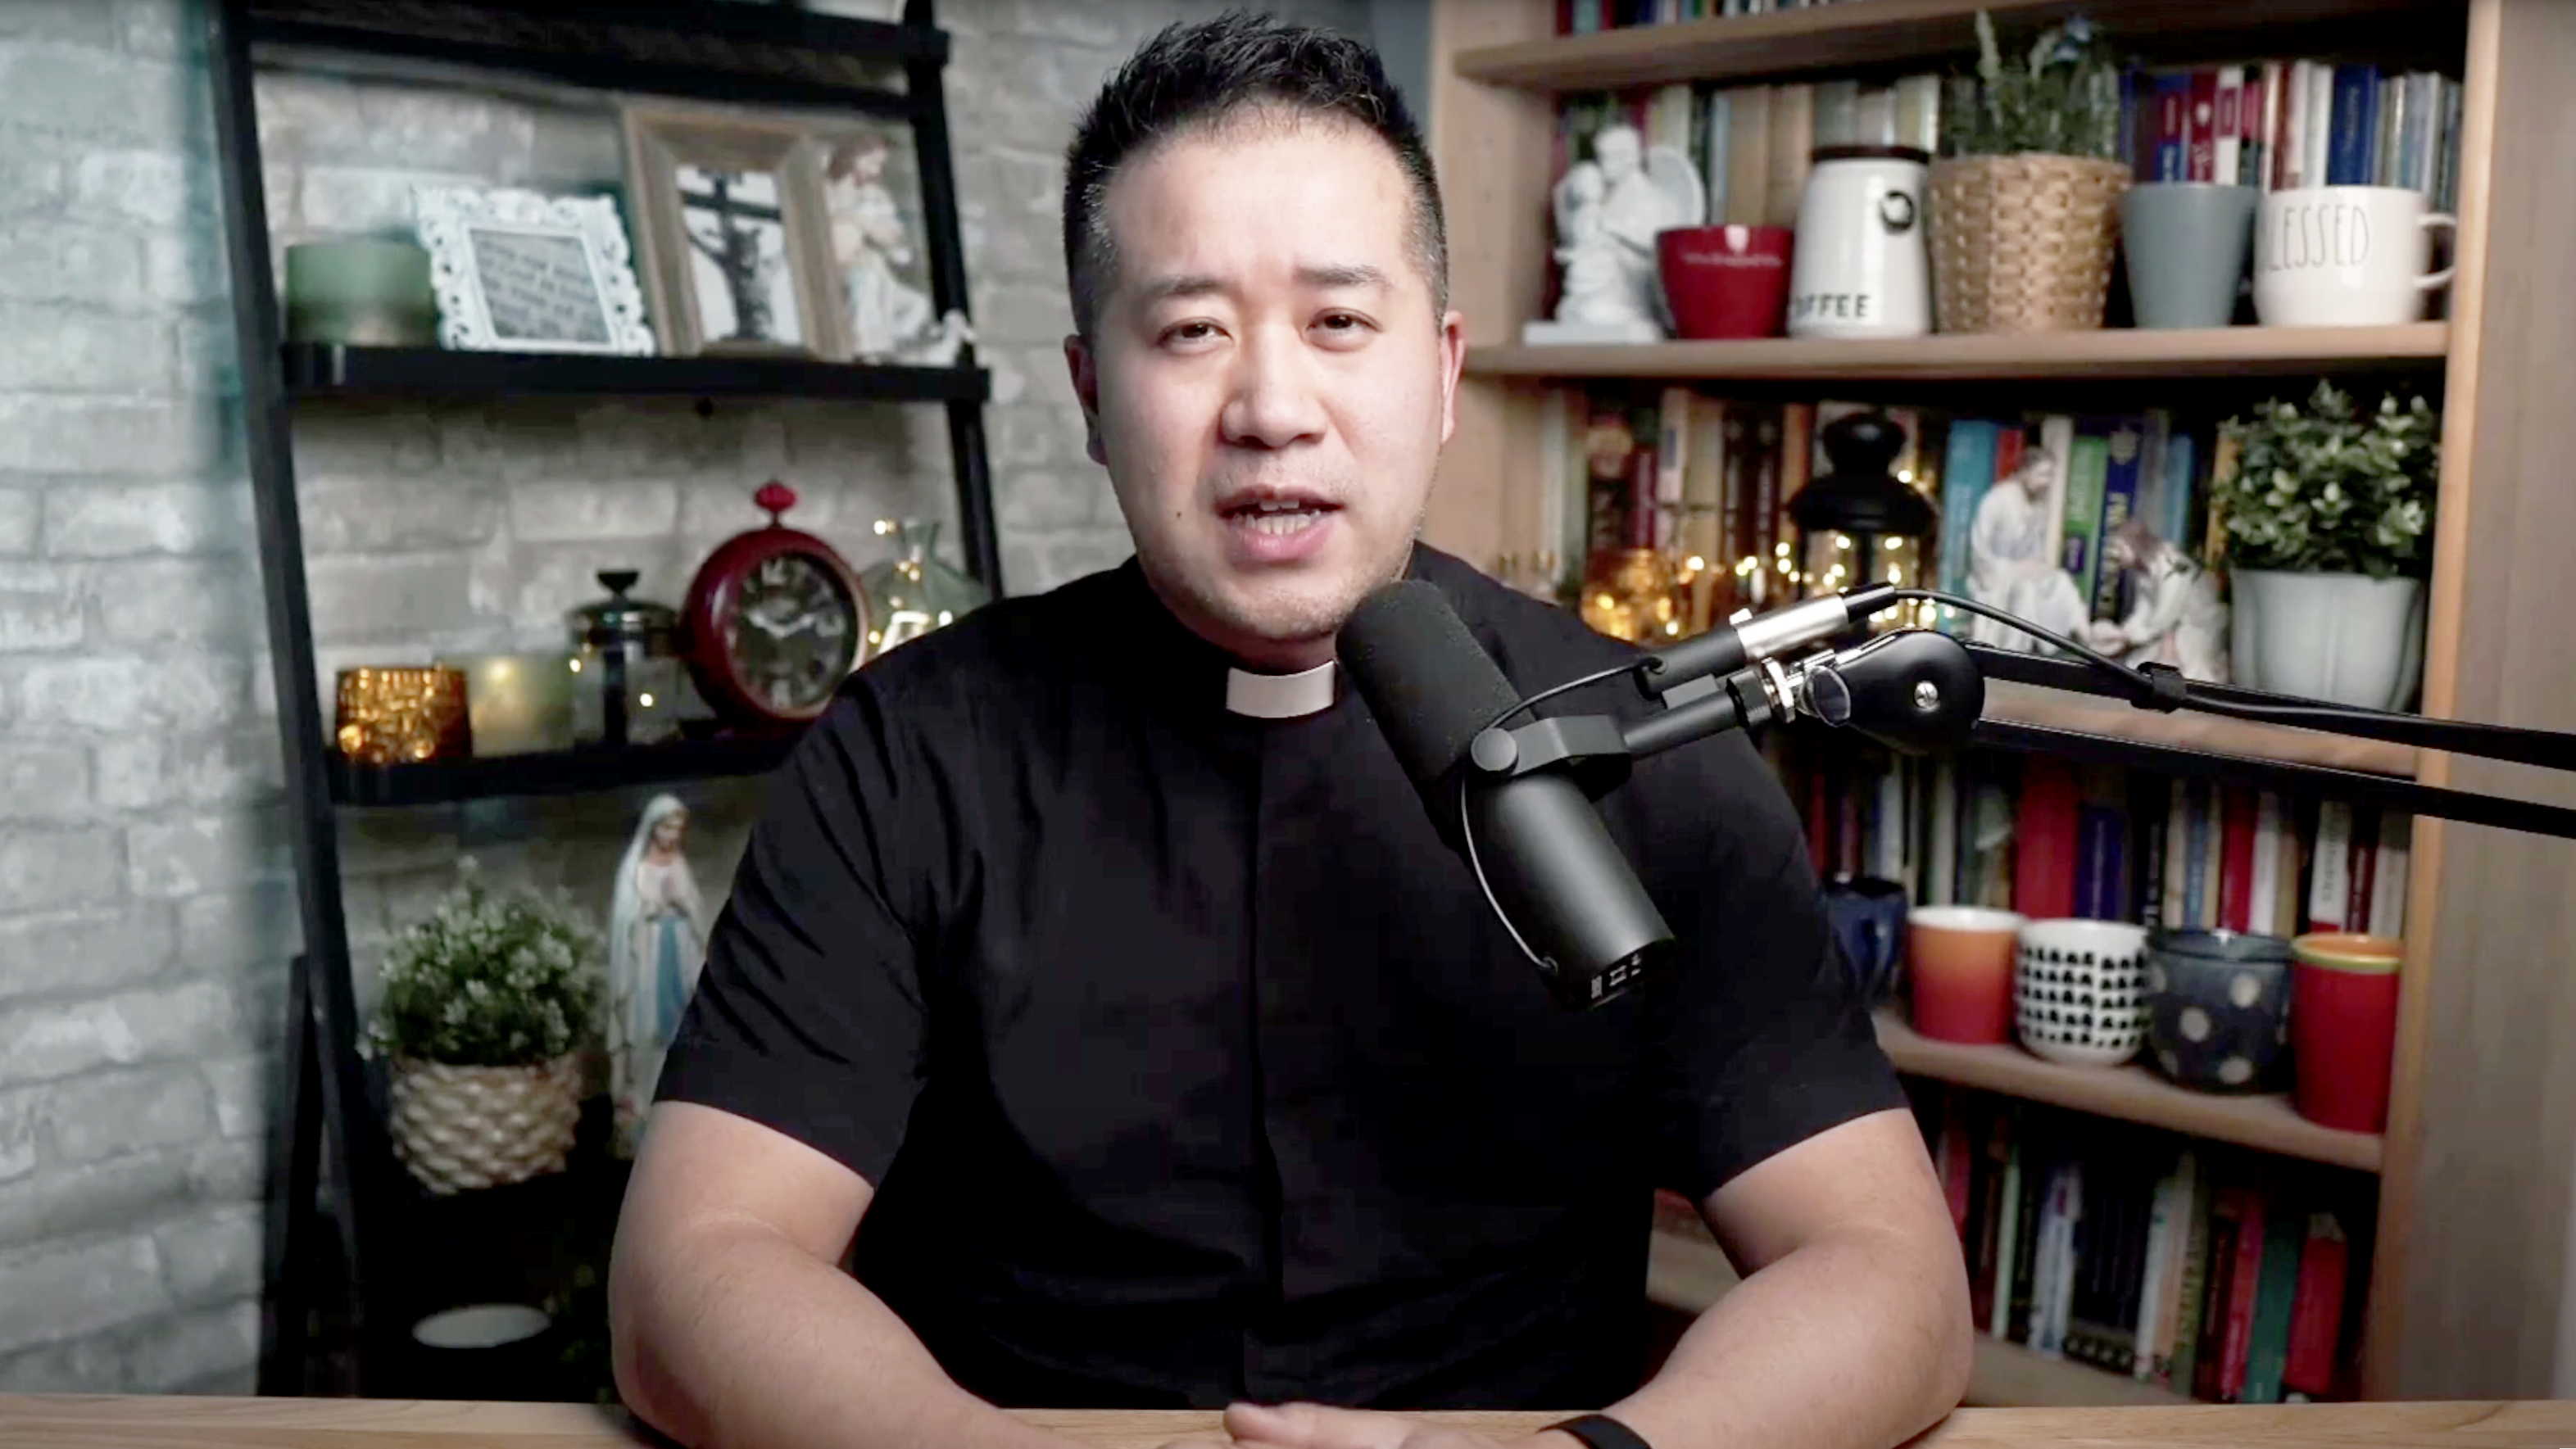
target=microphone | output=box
[1338,580,1674,1010]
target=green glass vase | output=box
[860,519,989,660]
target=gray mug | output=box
[2121,183,2258,329]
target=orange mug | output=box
[1907,906,2027,1044]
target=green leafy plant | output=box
[1943,11,2125,160]
[366,863,601,1066]
[2212,379,2440,579]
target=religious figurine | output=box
[607,793,710,1157]
[1966,441,2093,653]
[2087,514,2231,683]
[1523,123,1705,346]
[825,132,976,365]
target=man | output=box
[608,16,1970,1449]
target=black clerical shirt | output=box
[656,544,1903,1411]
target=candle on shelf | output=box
[284,238,436,347]
[434,650,578,756]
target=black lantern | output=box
[1788,410,1938,632]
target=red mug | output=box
[1656,224,1794,339]
[2290,932,2403,1134]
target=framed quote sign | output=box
[410,185,656,355]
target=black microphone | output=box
[1338,580,1673,1010]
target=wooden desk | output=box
[2,1396,2573,1447]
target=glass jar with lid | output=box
[568,569,683,747]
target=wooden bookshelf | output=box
[1873,1010,2383,1173]
[1646,1221,2190,1407]
[1427,0,2576,1401]
[1463,324,2449,384]
[1453,0,2446,92]
[1980,681,2419,777]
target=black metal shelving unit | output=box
[283,342,992,404]
[206,0,1000,1397]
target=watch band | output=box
[1546,1413,1655,1449]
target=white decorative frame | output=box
[409,185,655,355]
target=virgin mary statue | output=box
[608,793,709,1157]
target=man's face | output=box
[1065,116,1466,671]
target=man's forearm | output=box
[1603,1227,1973,1449]
[611,1219,1065,1449]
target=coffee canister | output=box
[1786,145,1932,340]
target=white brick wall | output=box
[0,0,1367,1393]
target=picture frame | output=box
[408,185,655,355]
[619,104,845,359]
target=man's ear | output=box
[1435,309,1467,446]
[1064,333,1107,466]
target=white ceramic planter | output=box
[2229,568,2425,710]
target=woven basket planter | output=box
[389,1053,582,1195]
[1926,153,2132,333]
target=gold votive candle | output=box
[335,665,473,764]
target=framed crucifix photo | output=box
[409,185,655,355]
[620,104,843,358]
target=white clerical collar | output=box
[1225,659,1338,718]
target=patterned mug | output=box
[2015,918,2150,1067]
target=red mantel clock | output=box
[679,481,870,730]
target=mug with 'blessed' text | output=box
[2254,184,2456,327]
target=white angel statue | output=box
[607,793,710,1157]
[1524,122,1706,346]
[823,132,977,365]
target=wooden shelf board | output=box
[1981,680,2418,778]
[1454,0,2442,91]
[1464,324,2448,384]
[1873,1010,2383,1173]
[1646,1225,2188,1407]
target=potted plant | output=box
[1929,11,2130,333]
[2214,379,2439,709]
[368,863,601,1196]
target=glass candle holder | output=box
[335,665,472,764]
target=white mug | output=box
[1786,146,1931,339]
[2254,185,2456,327]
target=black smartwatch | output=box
[1546,1413,1654,1449]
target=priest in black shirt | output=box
[609,15,1971,1449]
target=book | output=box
[2329,64,2380,185]
[2241,1188,2311,1403]
[2369,812,2413,937]
[2282,1211,2352,1397]
[2167,1157,2217,1392]
[2219,786,2257,932]
[2219,1181,2268,1401]
[1989,1128,2028,1340]
[2013,759,2081,921]
[2091,417,2146,621]
[2060,421,2111,608]
[1935,420,1999,636]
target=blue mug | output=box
[1822,875,1910,1006]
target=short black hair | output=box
[1060,11,1448,340]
